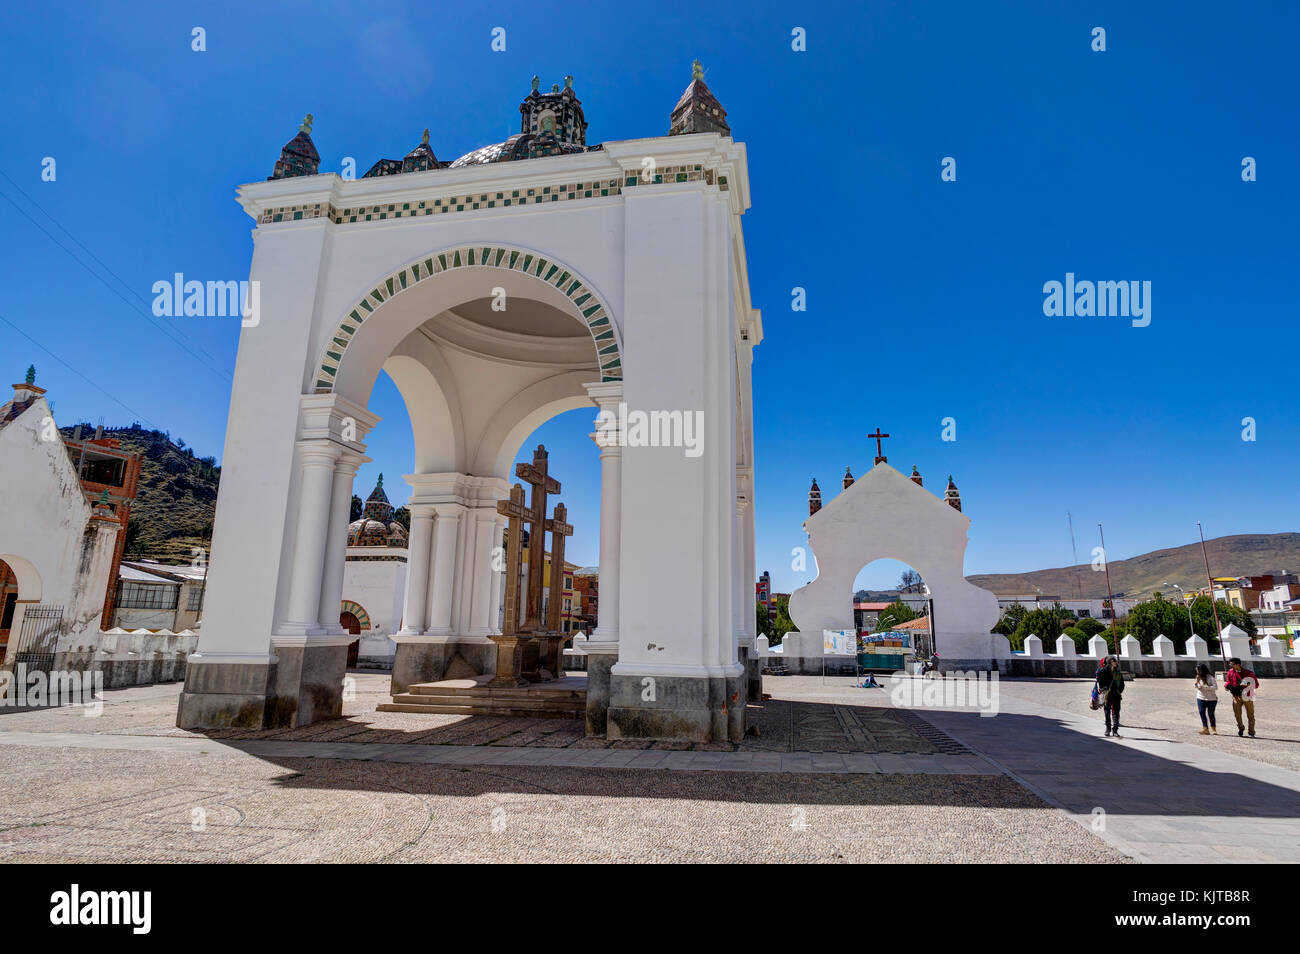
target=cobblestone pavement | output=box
[0,745,1122,863]
[0,675,966,754]
[769,675,1300,863]
[10,671,1296,862]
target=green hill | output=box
[62,423,220,563]
[966,533,1300,599]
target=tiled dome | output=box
[347,475,408,547]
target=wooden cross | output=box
[495,483,528,635]
[514,445,561,632]
[545,502,573,632]
[868,427,890,464]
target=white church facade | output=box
[178,64,762,742]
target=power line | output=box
[0,309,158,427]
[0,177,232,383]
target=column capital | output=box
[583,380,624,407]
[589,430,623,455]
[296,439,343,467]
[335,449,369,476]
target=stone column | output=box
[426,503,464,636]
[585,382,623,647]
[487,516,506,633]
[399,505,435,634]
[317,451,365,633]
[584,381,623,736]
[468,508,498,636]
[283,441,342,634]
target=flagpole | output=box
[1198,521,1225,663]
[1098,523,1119,655]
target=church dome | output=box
[347,475,408,547]
[450,76,592,168]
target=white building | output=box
[0,372,121,665]
[994,596,1139,620]
[177,63,760,741]
[341,476,408,668]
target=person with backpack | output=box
[1223,657,1258,737]
[1096,656,1125,737]
[1194,663,1218,735]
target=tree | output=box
[875,599,919,632]
[1061,625,1090,652]
[350,495,363,521]
[1071,616,1102,639]
[1010,608,1062,651]
[770,594,797,638]
[898,568,922,592]
[392,506,410,531]
[992,601,1028,636]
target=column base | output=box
[581,642,619,736]
[740,646,763,702]
[390,635,497,694]
[176,642,351,730]
[606,668,746,743]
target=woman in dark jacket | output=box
[1096,656,1125,738]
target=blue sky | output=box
[1,1,1296,593]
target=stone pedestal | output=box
[390,635,497,694]
[606,667,745,743]
[489,634,533,687]
[581,640,618,735]
[177,655,278,729]
[740,645,762,702]
[177,639,350,730]
[536,634,568,683]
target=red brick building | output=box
[64,428,142,628]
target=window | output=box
[187,586,204,612]
[1078,609,1091,618]
[117,582,178,610]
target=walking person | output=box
[1224,657,1259,738]
[1097,655,1125,737]
[1194,663,1218,735]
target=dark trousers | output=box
[1104,695,1121,730]
[1197,698,1217,728]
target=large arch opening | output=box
[853,558,933,666]
[319,245,618,689]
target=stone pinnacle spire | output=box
[669,58,730,137]
[269,113,321,180]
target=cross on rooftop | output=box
[868,428,890,464]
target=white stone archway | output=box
[788,463,1000,668]
[177,126,761,743]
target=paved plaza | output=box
[0,672,1296,862]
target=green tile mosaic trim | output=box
[314,244,623,392]
[259,163,727,226]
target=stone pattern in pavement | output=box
[0,746,1124,863]
[0,678,965,755]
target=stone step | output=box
[389,691,584,710]
[407,684,585,702]
[376,701,584,719]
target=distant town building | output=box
[994,595,1139,620]
[572,569,598,632]
[64,426,142,628]
[114,560,206,632]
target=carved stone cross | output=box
[495,483,528,635]
[545,502,573,633]
[514,444,560,632]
